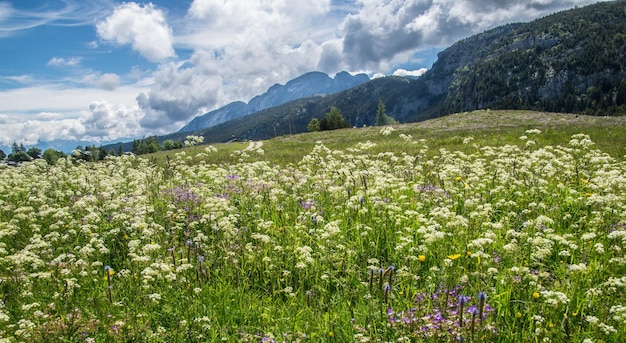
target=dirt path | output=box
[244,141,263,150]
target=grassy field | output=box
[150,110,626,166]
[1,110,626,342]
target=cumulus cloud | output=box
[96,2,175,62]
[136,62,223,128]
[0,81,150,147]
[181,0,335,79]
[393,68,428,78]
[47,57,82,66]
[82,100,143,139]
[0,101,144,147]
[187,0,330,31]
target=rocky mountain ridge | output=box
[178,71,369,132]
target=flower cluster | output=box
[387,288,496,340]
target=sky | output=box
[0,0,609,151]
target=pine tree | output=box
[376,100,387,126]
[307,118,321,132]
[375,100,397,126]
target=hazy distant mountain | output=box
[178,71,369,132]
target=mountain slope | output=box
[178,71,369,132]
[428,0,626,115]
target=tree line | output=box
[307,100,397,132]
[0,142,118,165]
[130,135,203,155]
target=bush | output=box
[320,106,348,130]
[307,118,321,132]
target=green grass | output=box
[1,110,626,342]
[148,110,626,166]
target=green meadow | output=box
[1,110,626,342]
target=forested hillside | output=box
[433,0,626,115]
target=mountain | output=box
[106,1,626,152]
[427,0,626,115]
[178,71,370,132]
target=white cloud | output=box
[1,75,35,85]
[0,100,145,147]
[393,68,427,78]
[127,0,340,128]
[2,118,82,147]
[0,84,143,114]
[0,1,111,37]
[180,0,336,80]
[47,57,82,66]
[0,2,12,22]
[35,112,66,120]
[187,0,330,31]
[96,2,175,62]
[82,73,121,91]
[136,61,223,127]
[82,100,143,139]
[168,0,345,103]
[0,114,10,124]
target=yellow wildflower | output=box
[418,255,426,262]
[447,254,462,261]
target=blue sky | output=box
[0,0,607,151]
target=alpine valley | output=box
[108,0,626,152]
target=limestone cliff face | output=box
[421,0,626,114]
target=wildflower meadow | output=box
[1,124,625,342]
